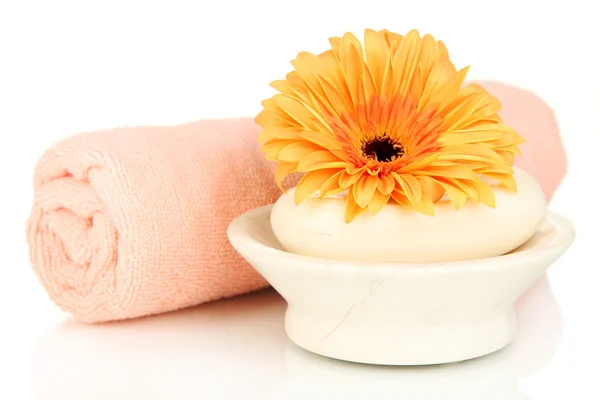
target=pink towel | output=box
[27,118,280,323]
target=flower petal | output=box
[260,139,296,160]
[390,188,434,216]
[297,151,346,172]
[438,124,514,146]
[411,189,435,216]
[274,162,297,190]
[364,29,389,91]
[391,173,422,203]
[319,170,344,197]
[289,52,345,118]
[353,174,378,208]
[439,91,501,132]
[417,176,445,202]
[435,179,468,209]
[482,172,518,192]
[258,126,303,142]
[376,174,396,195]
[395,153,439,173]
[415,164,479,180]
[345,188,366,223]
[294,169,341,204]
[368,190,391,214]
[427,66,470,109]
[466,178,496,207]
[300,130,342,151]
[278,141,324,162]
[390,29,421,99]
[340,32,365,106]
[415,34,441,89]
[273,94,332,133]
[438,144,505,164]
[419,60,456,111]
[401,174,422,202]
[339,169,365,188]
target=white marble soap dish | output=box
[227,205,574,366]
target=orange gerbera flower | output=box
[257,29,525,222]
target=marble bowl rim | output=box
[227,205,575,274]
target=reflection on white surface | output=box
[34,274,562,400]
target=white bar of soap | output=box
[270,168,547,263]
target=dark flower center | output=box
[362,137,404,162]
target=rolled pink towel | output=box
[27,118,279,323]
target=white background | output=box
[0,0,598,399]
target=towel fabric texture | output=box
[28,118,279,323]
[27,82,566,323]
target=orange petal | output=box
[418,60,456,111]
[345,188,366,223]
[382,29,403,53]
[376,174,396,195]
[258,126,303,142]
[273,94,331,133]
[390,187,434,216]
[260,139,296,160]
[297,151,346,172]
[444,177,480,201]
[339,169,365,189]
[438,124,513,146]
[390,188,408,205]
[290,51,335,90]
[497,150,517,165]
[391,173,422,203]
[319,75,355,117]
[439,92,501,132]
[292,51,355,120]
[395,153,439,173]
[415,34,439,89]
[482,172,518,192]
[391,29,421,99]
[255,107,279,127]
[340,32,365,106]
[353,174,378,208]
[346,164,366,175]
[415,164,479,180]
[474,163,514,175]
[294,169,340,205]
[339,32,364,67]
[427,66,470,109]
[466,178,496,207]
[364,29,389,92]
[366,167,381,176]
[319,170,344,198]
[328,36,342,57]
[300,130,342,151]
[437,40,450,60]
[278,141,324,162]
[438,144,505,164]
[368,190,391,214]
[411,190,435,216]
[436,179,468,209]
[417,176,445,203]
[401,174,422,202]
[274,162,297,190]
